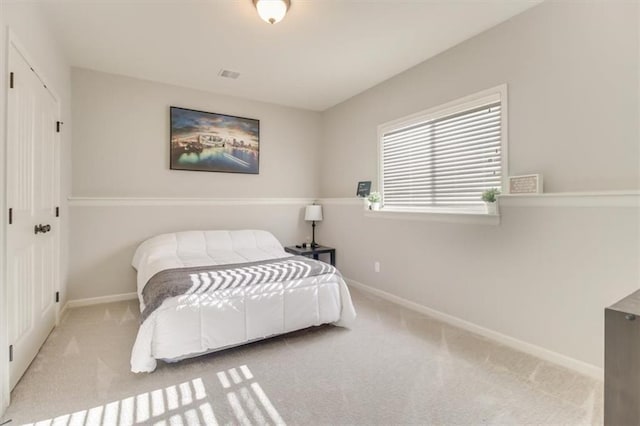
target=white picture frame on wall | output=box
[508,174,543,194]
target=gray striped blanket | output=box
[140,256,337,322]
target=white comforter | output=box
[130,230,356,372]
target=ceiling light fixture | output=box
[253,0,290,25]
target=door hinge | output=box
[56,121,63,133]
[9,345,13,362]
[9,72,14,89]
[8,208,13,225]
[55,206,59,217]
[55,291,60,303]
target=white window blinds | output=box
[381,96,503,210]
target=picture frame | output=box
[170,106,260,174]
[356,181,372,197]
[508,174,543,194]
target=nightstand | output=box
[284,245,336,266]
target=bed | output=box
[130,229,357,373]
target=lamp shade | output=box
[305,205,323,222]
[253,0,290,24]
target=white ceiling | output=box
[41,0,540,111]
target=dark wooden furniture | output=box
[605,289,640,425]
[285,245,335,266]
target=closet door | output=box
[6,44,60,390]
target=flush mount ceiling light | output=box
[253,0,291,25]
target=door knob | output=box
[34,224,51,234]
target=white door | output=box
[6,44,60,390]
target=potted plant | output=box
[368,191,382,211]
[481,188,500,214]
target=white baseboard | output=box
[345,278,604,380]
[62,292,138,314]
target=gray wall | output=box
[68,202,314,300]
[320,1,639,196]
[318,0,639,370]
[68,70,323,300]
[322,198,639,370]
[72,68,322,198]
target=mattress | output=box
[130,230,356,372]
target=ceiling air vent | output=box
[218,69,241,80]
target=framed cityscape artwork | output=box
[170,106,260,174]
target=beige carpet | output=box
[2,287,602,425]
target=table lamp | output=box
[304,205,323,248]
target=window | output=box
[379,85,507,213]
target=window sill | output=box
[364,207,500,225]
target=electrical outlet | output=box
[374,261,380,273]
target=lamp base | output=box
[310,221,319,249]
